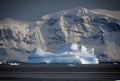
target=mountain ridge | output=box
[0,7,120,62]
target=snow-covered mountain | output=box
[92,9,120,19]
[0,7,120,63]
[26,43,98,64]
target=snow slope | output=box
[92,9,120,19]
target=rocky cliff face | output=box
[0,7,120,62]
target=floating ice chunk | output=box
[10,63,19,65]
[26,43,99,64]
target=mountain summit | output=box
[0,7,120,62]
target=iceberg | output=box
[26,48,81,64]
[26,43,99,64]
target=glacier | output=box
[26,43,99,64]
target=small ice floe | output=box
[10,63,19,65]
[68,64,76,67]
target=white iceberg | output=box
[26,48,81,64]
[26,43,99,64]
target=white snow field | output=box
[26,43,99,64]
